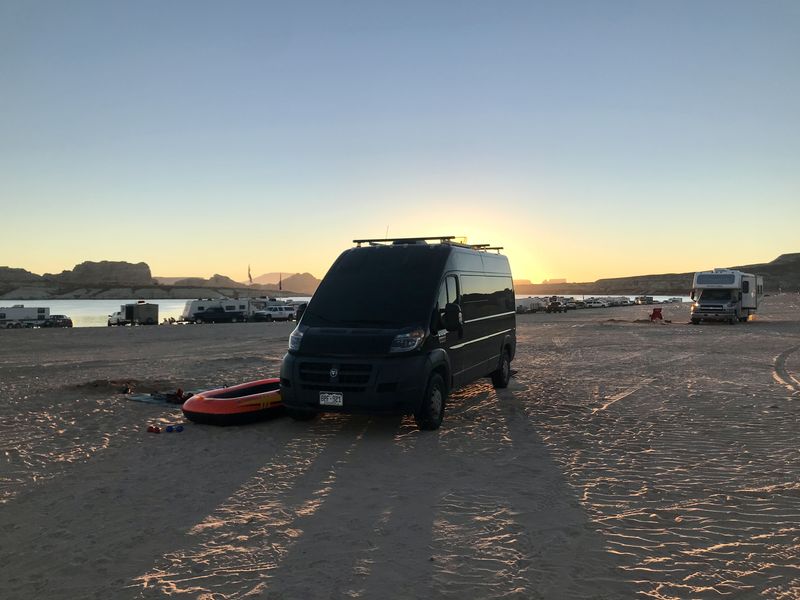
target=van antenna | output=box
[384,224,389,239]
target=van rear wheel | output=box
[491,350,511,388]
[415,373,446,431]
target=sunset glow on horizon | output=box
[1,1,797,284]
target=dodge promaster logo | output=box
[329,368,338,379]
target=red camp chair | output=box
[650,307,663,322]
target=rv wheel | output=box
[415,373,446,431]
[491,350,511,389]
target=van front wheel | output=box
[491,350,511,389]
[415,373,446,431]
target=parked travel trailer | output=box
[0,305,49,328]
[690,269,764,324]
[108,302,159,326]
[516,297,547,313]
[181,298,250,323]
[180,297,296,324]
[281,236,516,431]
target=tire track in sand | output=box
[773,345,800,394]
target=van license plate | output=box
[319,392,343,406]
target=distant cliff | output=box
[246,271,321,295]
[0,261,313,299]
[515,253,799,296]
[44,261,154,286]
[1,254,796,300]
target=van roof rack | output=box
[353,236,455,247]
[352,236,504,252]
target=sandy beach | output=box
[1,297,799,599]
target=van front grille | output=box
[301,383,367,393]
[298,362,373,385]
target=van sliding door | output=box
[459,275,515,382]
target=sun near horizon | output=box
[1,2,798,287]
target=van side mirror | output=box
[443,303,462,332]
[690,289,695,300]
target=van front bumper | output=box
[280,352,429,415]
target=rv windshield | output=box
[303,247,449,328]
[699,289,736,302]
[696,273,736,285]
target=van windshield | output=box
[303,247,449,328]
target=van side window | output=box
[433,275,460,332]
[446,275,459,304]
[437,281,447,310]
[742,281,750,293]
[461,275,515,320]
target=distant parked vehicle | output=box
[252,306,296,322]
[586,300,607,308]
[181,299,249,323]
[546,301,567,313]
[0,304,49,328]
[194,307,246,324]
[516,297,546,313]
[690,269,764,324]
[42,314,73,328]
[108,302,158,326]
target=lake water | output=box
[1,298,312,328]
[3,294,689,328]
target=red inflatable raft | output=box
[182,378,283,425]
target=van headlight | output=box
[389,328,425,353]
[288,328,304,352]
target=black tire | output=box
[266,315,273,322]
[691,319,700,325]
[491,350,512,388]
[414,373,446,431]
[287,407,316,421]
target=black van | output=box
[279,236,516,430]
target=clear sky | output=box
[1,1,798,283]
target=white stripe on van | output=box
[450,329,513,350]
[463,311,516,324]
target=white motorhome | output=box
[690,269,764,324]
[0,305,49,328]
